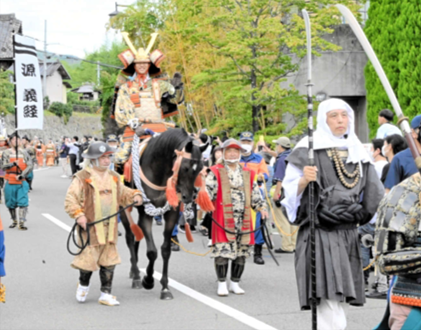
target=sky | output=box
[1,0,134,59]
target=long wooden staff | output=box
[302,9,317,330]
[336,4,421,168]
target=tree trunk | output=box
[251,69,260,133]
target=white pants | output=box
[317,299,347,330]
[60,158,68,176]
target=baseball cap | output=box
[411,115,421,129]
[272,136,291,148]
[239,131,254,141]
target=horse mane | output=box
[147,128,190,154]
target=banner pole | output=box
[12,34,19,164]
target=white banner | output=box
[14,34,43,130]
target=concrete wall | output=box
[46,70,64,104]
[4,113,103,143]
[282,25,370,142]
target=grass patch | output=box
[44,110,55,117]
[72,112,101,118]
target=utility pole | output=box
[43,20,47,103]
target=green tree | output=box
[0,70,15,114]
[364,0,401,138]
[396,0,421,122]
[110,0,362,139]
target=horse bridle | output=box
[139,138,203,192]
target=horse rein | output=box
[67,202,136,256]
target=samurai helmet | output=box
[119,32,165,69]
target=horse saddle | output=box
[123,123,168,143]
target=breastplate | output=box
[135,90,162,122]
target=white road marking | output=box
[43,213,277,330]
[34,167,51,172]
[141,268,278,330]
[42,213,72,232]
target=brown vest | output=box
[75,169,121,246]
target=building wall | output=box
[281,25,370,142]
[46,70,64,104]
[62,84,67,104]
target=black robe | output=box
[287,147,384,309]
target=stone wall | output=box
[4,113,103,142]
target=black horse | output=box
[119,128,205,299]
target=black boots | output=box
[231,257,245,282]
[254,244,265,265]
[8,209,17,228]
[99,266,115,294]
[214,257,229,281]
[79,270,93,287]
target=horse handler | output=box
[206,138,268,296]
[64,142,142,306]
[0,214,5,303]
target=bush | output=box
[49,102,73,123]
[0,70,15,114]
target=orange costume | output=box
[45,143,56,167]
[35,142,45,167]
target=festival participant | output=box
[21,136,36,191]
[66,137,80,176]
[0,214,5,303]
[361,139,388,298]
[59,137,69,178]
[281,98,384,330]
[206,138,268,296]
[0,135,9,202]
[380,134,407,183]
[239,131,269,265]
[373,173,421,330]
[384,115,421,194]
[44,140,56,167]
[54,140,60,166]
[106,135,119,172]
[376,109,403,139]
[112,33,184,166]
[64,142,142,306]
[2,132,33,230]
[35,139,45,167]
[271,136,297,254]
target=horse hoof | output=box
[132,279,143,289]
[142,277,155,290]
[160,289,173,300]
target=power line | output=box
[19,34,122,69]
[36,49,123,70]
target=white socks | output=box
[76,284,90,303]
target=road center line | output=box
[42,213,277,330]
[34,167,51,172]
[42,213,72,232]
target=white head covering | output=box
[296,98,371,165]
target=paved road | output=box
[0,166,386,329]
